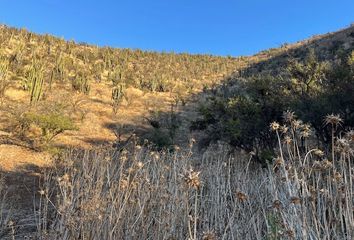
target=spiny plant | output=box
[24,58,45,105]
[111,83,125,114]
[0,57,9,103]
[53,53,65,82]
[72,72,90,94]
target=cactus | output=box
[26,59,44,105]
[112,83,125,114]
[54,53,65,82]
[72,73,90,95]
[0,57,9,102]
[30,65,44,105]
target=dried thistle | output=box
[283,110,296,123]
[274,157,284,167]
[336,138,353,156]
[321,159,332,170]
[345,130,354,142]
[270,121,280,131]
[300,123,311,138]
[202,230,217,240]
[324,114,343,127]
[283,135,292,144]
[236,191,248,202]
[290,196,301,205]
[312,161,323,171]
[280,125,289,134]
[292,119,303,130]
[182,168,201,189]
[272,199,282,210]
[313,149,324,157]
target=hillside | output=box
[0,24,245,169]
[0,24,354,239]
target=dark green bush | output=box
[194,49,354,162]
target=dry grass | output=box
[14,115,350,239]
[0,115,353,239]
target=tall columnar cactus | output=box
[54,53,65,82]
[112,83,125,114]
[28,60,45,105]
[0,57,9,102]
[72,73,90,95]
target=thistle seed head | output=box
[282,110,296,123]
[236,191,248,202]
[324,114,343,127]
[270,121,280,131]
[182,168,201,189]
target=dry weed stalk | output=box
[29,114,354,239]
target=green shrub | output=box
[25,112,77,145]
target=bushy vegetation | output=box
[8,104,77,148]
[25,112,77,145]
[193,48,354,163]
[144,106,182,150]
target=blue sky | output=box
[1,0,353,56]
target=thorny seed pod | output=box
[283,135,292,144]
[202,231,217,240]
[333,171,342,182]
[321,159,332,170]
[313,149,324,157]
[346,130,354,142]
[136,161,143,169]
[62,173,70,183]
[336,138,353,156]
[324,114,343,127]
[283,110,296,123]
[182,168,201,189]
[270,121,280,131]
[292,120,303,130]
[274,157,284,166]
[236,191,248,202]
[280,125,289,134]
[272,200,282,210]
[312,161,323,171]
[300,124,311,138]
[290,196,301,205]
